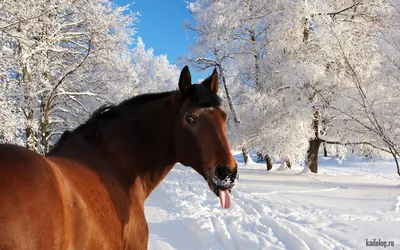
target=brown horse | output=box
[0,66,238,250]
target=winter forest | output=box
[1,0,400,176]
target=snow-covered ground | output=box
[146,153,400,250]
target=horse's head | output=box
[173,66,238,209]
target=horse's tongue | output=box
[218,189,231,209]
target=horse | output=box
[0,66,238,250]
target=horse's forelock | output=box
[188,84,221,108]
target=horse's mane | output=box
[52,84,221,148]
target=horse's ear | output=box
[202,68,219,94]
[179,66,192,98]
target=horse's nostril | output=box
[230,167,238,181]
[215,165,238,181]
[215,165,228,180]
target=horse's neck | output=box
[51,95,180,200]
[123,97,179,198]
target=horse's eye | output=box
[185,115,196,125]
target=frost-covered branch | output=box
[0,7,58,31]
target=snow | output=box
[146,153,400,249]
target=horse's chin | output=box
[200,168,235,209]
[205,176,232,197]
[198,168,233,198]
[210,182,232,197]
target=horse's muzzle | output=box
[212,165,238,189]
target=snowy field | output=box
[145,153,400,250]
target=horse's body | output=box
[0,67,238,249]
[0,144,146,249]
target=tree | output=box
[186,0,397,173]
[186,0,242,125]
[131,37,179,94]
[320,0,400,175]
[275,0,394,172]
[187,0,314,167]
[0,0,137,153]
[0,84,24,145]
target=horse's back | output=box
[0,144,64,249]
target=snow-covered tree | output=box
[132,37,179,94]
[281,0,394,172]
[186,0,242,124]
[0,0,137,153]
[186,0,313,167]
[187,0,397,173]
[0,83,24,145]
[321,0,400,175]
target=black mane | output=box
[84,84,221,128]
[189,84,221,107]
[52,85,221,148]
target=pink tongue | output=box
[218,189,231,209]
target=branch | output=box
[47,131,64,141]
[320,138,391,154]
[255,25,269,38]
[56,91,98,97]
[65,95,89,113]
[195,57,220,65]
[314,2,361,18]
[333,32,389,143]
[0,7,58,31]
[47,36,93,107]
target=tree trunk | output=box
[389,147,400,177]
[246,0,261,91]
[285,159,292,170]
[39,95,51,154]
[323,142,328,157]
[307,138,321,173]
[25,109,35,150]
[307,111,321,173]
[242,147,248,164]
[395,156,400,177]
[217,65,240,123]
[21,52,37,152]
[250,28,260,90]
[266,155,273,171]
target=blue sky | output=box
[113,0,208,81]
